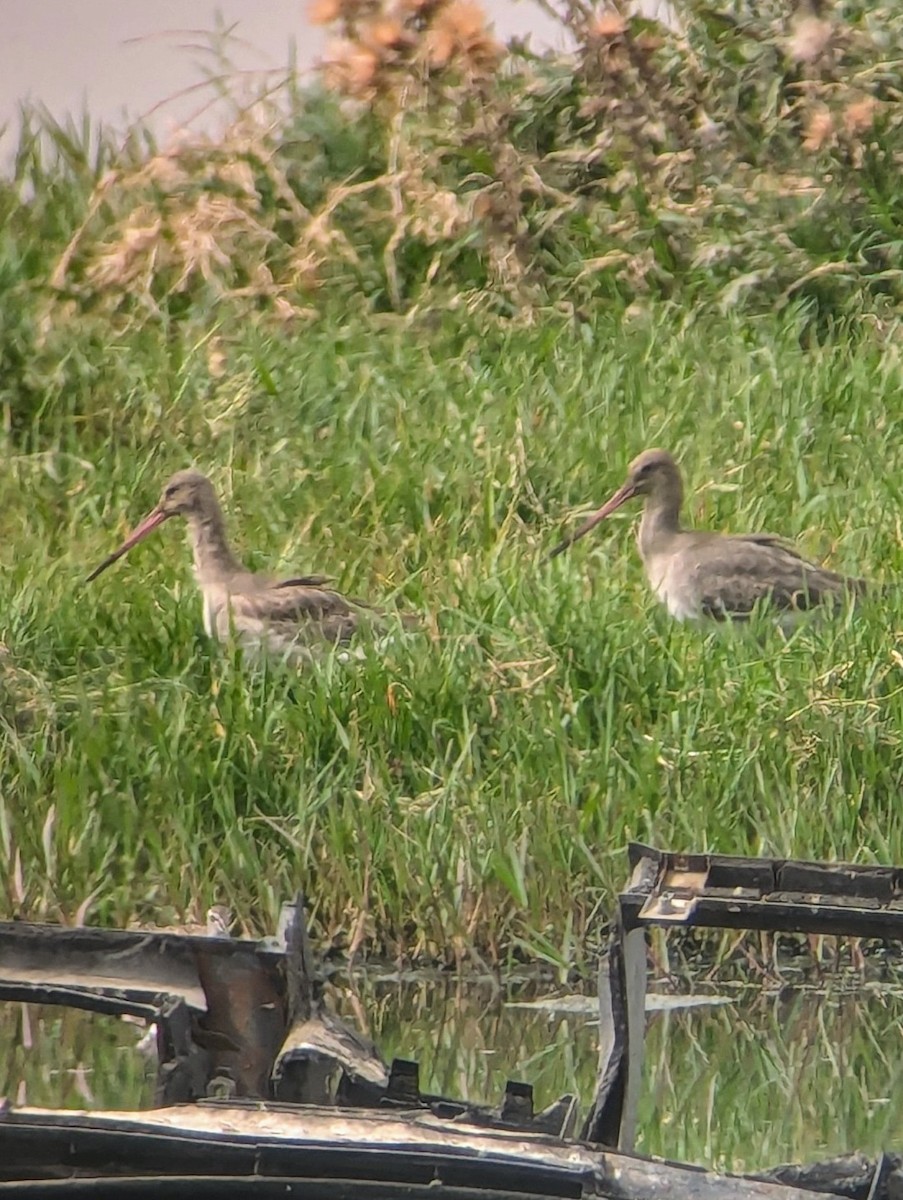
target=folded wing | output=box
[222,578,374,653]
[693,536,864,621]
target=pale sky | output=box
[2,0,569,146]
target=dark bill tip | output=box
[544,482,637,565]
[85,507,169,583]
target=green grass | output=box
[2,300,903,962]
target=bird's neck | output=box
[638,489,683,560]
[186,507,244,582]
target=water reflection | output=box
[637,982,903,1171]
[329,970,600,1110]
[0,1003,155,1111]
[4,968,903,1173]
[328,969,903,1168]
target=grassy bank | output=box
[4,0,903,963]
[2,296,902,963]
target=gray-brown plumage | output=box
[86,469,406,660]
[548,449,868,625]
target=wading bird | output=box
[547,448,868,626]
[87,469,411,660]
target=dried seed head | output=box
[802,106,834,153]
[843,96,878,136]
[309,0,343,24]
[425,27,455,67]
[424,1,501,70]
[592,11,627,39]
[362,18,413,51]
[786,16,832,64]
[206,339,227,378]
[323,39,381,96]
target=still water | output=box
[4,958,903,1173]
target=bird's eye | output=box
[164,485,177,499]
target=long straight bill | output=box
[545,482,637,562]
[85,508,169,582]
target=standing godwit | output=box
[87,469,409,659]
[547,449,868,624]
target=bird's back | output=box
[202,569,414,663]
[646,530,864,622]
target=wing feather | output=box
[228,580,371,645]
[690,537,862,621]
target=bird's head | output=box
[86,469,217,582]
[547,448,681,560]
[156,469,218,518]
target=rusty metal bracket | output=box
[0,914,288,1102]
[587,843,903,1155]
[621,843,903,938]
[0,896,579,1142]
[271,897,389,1106]
[4,855,903,1197]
